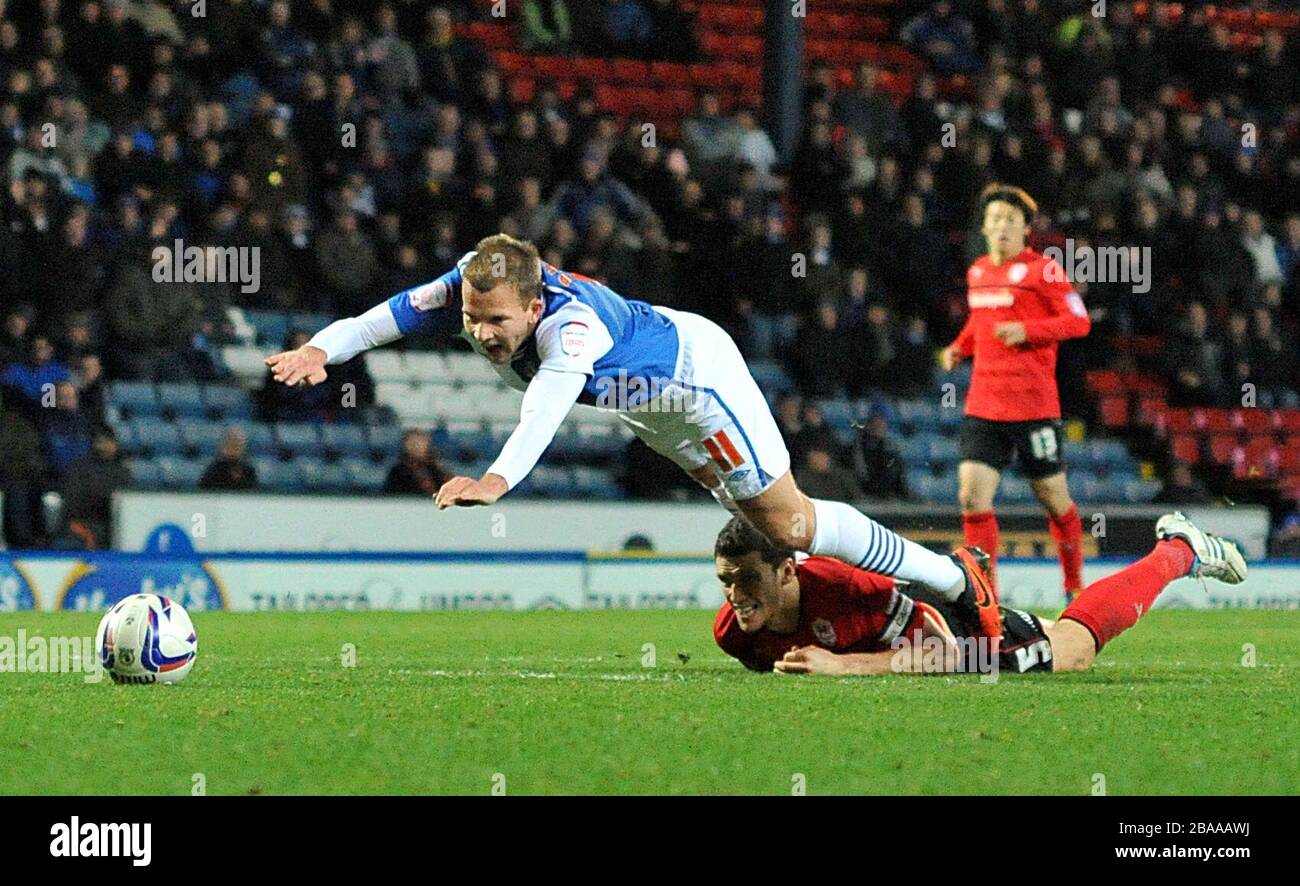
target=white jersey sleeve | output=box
[486,367,587,490]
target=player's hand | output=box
[993,322,1027,347]
[265,345,329,387]
[434,473,508,509]
[939,345,962,371]
[774,645,846,676]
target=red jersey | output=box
[949,248,1090,421]
[713,556,930,671]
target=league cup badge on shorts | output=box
[560,320,589,357]
[1008,262,1028,283]
[812,618,837,646]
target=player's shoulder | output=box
[795,556,861,592]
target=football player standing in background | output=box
[941,185,1091,600]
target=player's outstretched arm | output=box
[775,612,960,676]
[264,301,405,386]
[434,367,586,509]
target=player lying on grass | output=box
[713,511,1246,675]
[265,232,1001,642]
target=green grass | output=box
[1,610,1297,795]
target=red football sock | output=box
[1048,504,1084,594]
[1059,539,1194,650]
[962,510,1000,589]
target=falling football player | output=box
[266,233,1003,643]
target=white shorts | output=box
[616,307,791,501]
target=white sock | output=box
[810,499,965,599]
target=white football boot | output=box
[1155,511,1248,584]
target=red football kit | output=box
[949,248,1090,421]
[713,556,943,671]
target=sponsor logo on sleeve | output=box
[408,280,448,312]
[559,320,589,357]
[1065,291,1087,317]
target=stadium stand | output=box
[0,0,1297,549]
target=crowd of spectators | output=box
[0,0,1298,545]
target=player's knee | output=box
[744,508,810,552]
[958,486,992,513]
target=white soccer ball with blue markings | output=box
[95,594,198,684]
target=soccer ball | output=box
[95,594,198,684]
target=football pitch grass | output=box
[2,609,1297,795]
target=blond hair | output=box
[463,233,543,303]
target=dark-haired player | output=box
[712,512,1246,676]
[941,184,1092,600]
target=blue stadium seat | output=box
[1000,476,1034,503]
[367,425,403,457]
[895,399,939,433]
[203,385,252,420]
[177,419,227,455]
[131,419,184,455]
[529,465,573,496]
[109,415,138,453]
[321,423,371,458]
[815,398,855,432]
[573,467,622,500]
[156,383,207,419]
[342,458,388,491]
[288,312,334,336]
[108,381,160,418]
[575,429,623,464]
[125,458,161,487]
[232,422,276,456]
[276,422,321,456]
[253,457,300,491]
[1122,479,1160,503]
[297,457,349,491]
[896,434,930,464]
[154,456,206,488]
[926,437,960,464]
[748,360,793,394]
[245,310,291,347]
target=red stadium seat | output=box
[1207,434,1238,465]
[1235,438,1280,480]
[1099,395,1130,429]
[509,77,535,104]
[1135,395,1168,428]
[1231,408,1274,433]
[1170,434,1200,465]
[1192,408,1233,433]
[649,62,691,86]
[1163,408,1195,435]
[611,59,650,82]
[1278,410,1300,432]
[689,63,731,89]
[1280,441,1300,475]
[1086,369,1124,395]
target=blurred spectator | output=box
[605,0,654,58]
[59,426,130,549]
[385,429,450,496]
[1,334,71,416]
[0,388,49,548]
[520,0,573,53]
[70,354,107,426]
[795,445,865,502]
[38,382,94,478]
[1164,302,1228,407]
[900,1,980,76]
[199,427,260,491]
[1152,463,1214,505]
[851,410,909,500]
[315,209,378,316]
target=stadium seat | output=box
[1121,479,1160,503]
[108,381,160,418]
[233,422,277,456]
[1170,433,1200,465]
[276,423,322,457]
[156,383,207,419]
[297,457,350,491]
[365,351,409,383]
[177,419,227,455]
[131,420,184,456]
[366,425,403,458]
[220,345,270,382]
[1207,434,1238,465]
[342,458,388,491]
[202,385,252,420]
[253,457,301,492]
[244,310,290,346]
[1000,476,1034,503]
[896,434,930,464]
[321,424,371,459]
[926,437,960,464]
[154,456,206,489]
[125,458,161,487]
[1098,395,1129,429]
